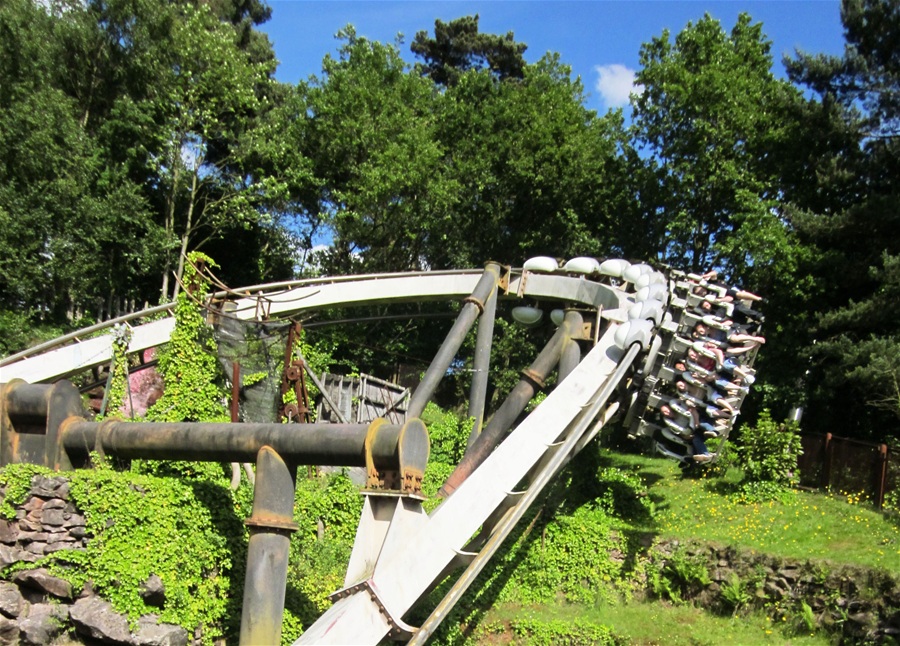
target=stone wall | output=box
[0,475,188,646]
[646,538,900,644]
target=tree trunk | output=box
[160,153,182,303]
[173,169,200,300]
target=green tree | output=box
[784,0,900,440]
[0,0,158,328]
[303,28,450,273]
[428,56,634,267]
[411,14,527,87]
[632,13,803,285]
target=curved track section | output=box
[1,268,624,384]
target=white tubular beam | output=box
[1,318,175,383]
[227,271,621,321]
[296,324,625,645]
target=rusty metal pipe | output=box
[407,263,502,419]
[239,446,297,646]
[3,382,54,421]
[61,420,405,467]
[439,315,573,497]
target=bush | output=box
[734,410,803,493]
[594,467,655,522]
[509,613,621,645]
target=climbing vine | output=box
[102,322,133,418]
[146,252,228,423]
[0,462,237,643]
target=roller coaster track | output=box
[0,259,760,643]
[0,267,624,384]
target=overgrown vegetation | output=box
[0,461,244,643]
[732,409,804,503]
[4,0,900,447]
[145,252,229,424]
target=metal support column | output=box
[558,310,584,383]
[407,263,502,419]
[440,314,574,497]
[240,446,298,645]
[466,271,499,448]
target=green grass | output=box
[604,449,900,571]
[467,448,899,644]
[481,600,831,645]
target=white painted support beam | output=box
[296,325,626,645]
[2,270,629,385]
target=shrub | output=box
[509,613,621,645]
[733,410,803,501]
[594,467,655,523]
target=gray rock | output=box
[31,476,69,500]
[41,509,65,527]
[849,611,874,627]
[21,499,43,513]
[777,567,800,582]
[134,616,189,646]
[70,596,134,645]
[23,543,46,556]
[763,581,785,600]
[0,615,17,644]
[69,526,87,540]
[0,520,18,544]
[41,499,66,511]
[64,514,85,529]
[0,545,38,566]
[0,582,24,619]
[140,576,165,609]
[13,568,73,600]
[16,520,40,533]
[19,603,68,646]
[16,532,49,544]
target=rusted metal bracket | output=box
[495,262,511,294]
[365,418,429,495]
[0,380,81,470]
[279,321,312,423]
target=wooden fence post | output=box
[822,433,833,490]
[876,444,888,509]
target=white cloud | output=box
[594,64,644,108]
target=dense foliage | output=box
[0,460,247,644]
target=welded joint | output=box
[461,295,485,315]
[365,418,390,491]
[516,271,529,297]
[521,368,545,390]
[244,513,299,534]
[495,263,511,294]
[330,580,418,641]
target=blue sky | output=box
[260,1,846,114]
